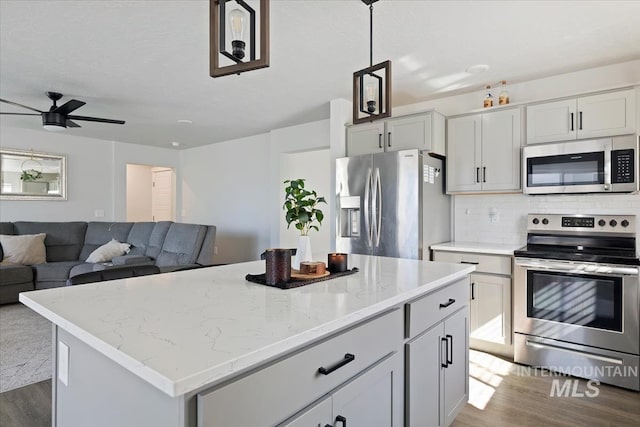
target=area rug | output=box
[0,303,52,393]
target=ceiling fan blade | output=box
[66,119,81,128]
[52,99,86,115]
[67,115,125,125]
[0,98,43,113]
[0,112,41,116]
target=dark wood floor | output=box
[0,380,51,427]
[1,351,638,427]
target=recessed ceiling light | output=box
[177,119,193,124]
[465,64,490,74]
[171,141,181,147]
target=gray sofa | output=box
[0,221,216,304]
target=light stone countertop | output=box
[19,254,473,398]
[430,241,523,256]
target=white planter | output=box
[293,235,313,270]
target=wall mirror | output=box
[0,148,67,200]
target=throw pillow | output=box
[0,233,47,265]
[86,239,131,263]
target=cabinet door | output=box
[406,323,445,427]
[385,114,432,152]
[279,396,332,427]
[332,352,403,427]
[447,115,481,193]
[526,99,577,144]
[470,273,511,345]
[443,308,469,427]
[577,89,636,139]
[481,108,521,191]
[346,122,385,156]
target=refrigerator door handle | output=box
[364,168,373,247]
[374,168,382,246]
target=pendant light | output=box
[210,0,270,78]
[353,0,391,124]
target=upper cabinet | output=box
[447,107,522,194]
[526,88,636,144]
[346,111,445,157]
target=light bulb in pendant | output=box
[365,80,377,113]
[229,8,246,60]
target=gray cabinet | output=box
[447,108,522,193]
[346,111,445,157]
[433,250,513,358]
[405,278,469,427]
[526,88,636,144]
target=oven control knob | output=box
[542,218,549,225]
[598,219,606,227]
[609,219,617,227]
[532,218,539,225]
[621,220,629,228]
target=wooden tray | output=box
[291,270,330,280]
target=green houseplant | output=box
[20,169,43,181]
[283,179,326,269]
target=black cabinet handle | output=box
[378,133,382,149]
[439,298,455,309]
[579,111,583,130]
[336,415,347,426]
[570,112,574,131]
[325,425,333,427]
[387,132,391,147]
[461,261,479,265]
[446,334,454,365]
[441,337,449,368]
[471,282,475,300]
[476,167,480,183]
[318,353,355,375]
[483,167,486,183]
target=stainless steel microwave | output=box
[522,136,638,194]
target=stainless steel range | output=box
[514,214,639,391]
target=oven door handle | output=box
[515,260,638,276]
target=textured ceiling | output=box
[1,0,639,149]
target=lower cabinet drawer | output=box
[197,309,402,427]
[405,277,469,339]
[433,251,512,275]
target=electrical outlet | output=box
[214,246,218,255]
[94,209,105,218]
[58,341,69,386]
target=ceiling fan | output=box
[0,91,125,131]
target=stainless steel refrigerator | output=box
[336,149,450,260]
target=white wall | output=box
[0,126,180,222]
[180,133,271,264]
[126,164,153,221]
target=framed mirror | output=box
[0,148,67,200]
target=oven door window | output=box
[527,151,604,187]
[527,270,622,332]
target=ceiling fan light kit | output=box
[0,91,125,131]
[353,0,392,125]
[210,0,270,78]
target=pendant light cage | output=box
[352,0,392,124]
[210,0,270,78]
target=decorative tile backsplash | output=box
[453,193,640,246]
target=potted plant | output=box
[283,178,326,269]
[20,169,43,181]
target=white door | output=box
[346,122,385,156]
[526,99,577,144]
[443,308,469,427]
[279,396,332,427]
[447,115,481,193]
[470,273,511,345]
[481,108,521,192]
[152,169,174,221]
[385,114,432,152]
[577,89,636,139]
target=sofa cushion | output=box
[0,264,34,286]
[125,222,156,256]
[146,221,172,259]
[0,223,15,261]
[33,261,85,283]
[14,222,87,262]
[79,222,134,261]
[0,233,47,265]
[86,239,131,263]
[155,223,206,267]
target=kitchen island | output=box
[20,254,474,427]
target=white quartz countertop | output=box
[19,255,473,398]
[431,241,522,256]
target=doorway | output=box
[126,164,175,222]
